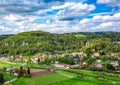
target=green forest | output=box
[0,31,120,56]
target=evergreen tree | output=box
[0,73,4,84]
[27,67,31,75]
[38,58,40,64]
[18,66,24,78]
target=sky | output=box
[0,0,120,35]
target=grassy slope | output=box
[49,70,120,85]
[12,73,70,85]
[0,60,24,68]
[12,70,77,85]
[11,69,120,85]
[48,77,120,85]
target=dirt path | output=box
[31,69,54,78]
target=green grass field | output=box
[0,60,24,68]
[12,70,77,85]
[1,60,120,85]
[11,69,120,85]
[12,73,70,85]
[48,77,120,85]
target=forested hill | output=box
[0,31,120,56]
[0,31,86,56]
[0,35,12,41]
[69,32,120,41]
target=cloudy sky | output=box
[0,0,120,35]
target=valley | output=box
[0,31,120,85]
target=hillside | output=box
[70,32,120,41]
[0,35,12,41]
[0,31,120,56]
[0,31,86,56]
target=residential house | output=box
[111,53,120,57]
[72,52,87,57]
[96,59,101,63]
[31,58,38,63]
[110,61,119,67]
[93,52,100,57]
[95,64,103,68]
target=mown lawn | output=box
[12,73,70,85]
[56,70,77,77]
[0,60,11,67]
[48,77,120,85]
[0,60,24,68]
[11,69,120,85]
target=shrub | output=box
[0,73,5,85]
[18,66,24,78]
[27,67,30,75]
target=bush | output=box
[27,67,30,75]
[0,73,4,85]
[18,66,24,78]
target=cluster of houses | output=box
[0,52,120,70]
[53,52,120,69]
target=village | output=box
[0,51,120,72]
[0,35,120,85]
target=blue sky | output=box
[0,0,120,35]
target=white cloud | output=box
[1,12,120,35]
[3,14,36,26]
[91,13,120,22]
[35,10,47,16]
[97,0,116,4]
[88,12,114,16]
[0,0,120,35]
[0,0,48,15]
[80,18,91,24]
[4,14,23,21]
[51,2,75,10]
[55,2,95,20]
[73,12,120,32]
[97,0,120,7]
[113,12,120,18]
[0,26,17,35]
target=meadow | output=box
[11,70,120,85]
[0,60,25,68]
[12,72,72,85]
[1,60,120,85]
[48,77,119,85]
